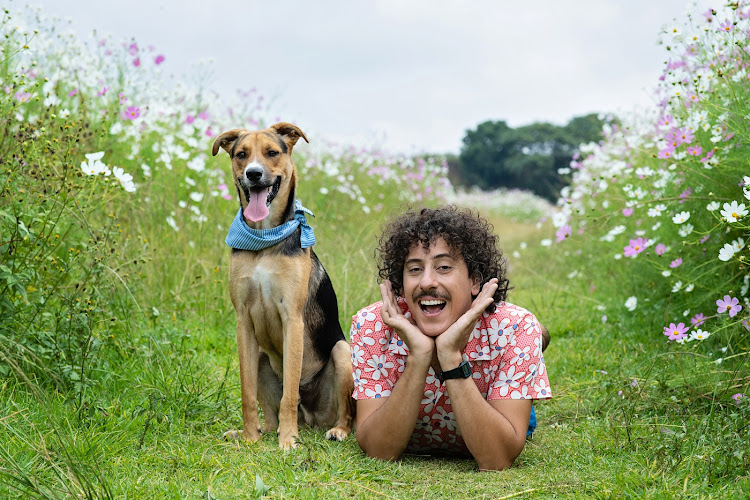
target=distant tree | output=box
[457,114,604,201]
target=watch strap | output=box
[440,360,471,380]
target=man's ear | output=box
[471,275,482,296]
[212,129,244,156]
[270,122,309,151]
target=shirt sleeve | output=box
[487,310,551,401]
[349,304,401,400]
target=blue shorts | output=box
[527,406,537,437]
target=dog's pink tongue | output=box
[244,187,271,222]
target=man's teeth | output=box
[420,299,445,306]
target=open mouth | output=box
[243,176,282,222]
[419,298,446,315]
[250,176,281,206]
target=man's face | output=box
[402,237,481,337]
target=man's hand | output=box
[435,278,499,368]
[379,280,434,359]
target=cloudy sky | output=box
[28,0,710,154]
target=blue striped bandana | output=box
[225,200,315,250]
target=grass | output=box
[2,208,749,499]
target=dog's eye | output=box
[267,150,279,158]
[236,151,246,159]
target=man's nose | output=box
[419,268,438,290]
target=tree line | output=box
[445,114,606,201]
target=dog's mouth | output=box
[243,176,281,222]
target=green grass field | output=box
[2,204,748,499]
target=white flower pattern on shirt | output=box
[350,299,551,454]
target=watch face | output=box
[459,360,471,378]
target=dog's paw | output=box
[278,435,298,451]
[325,427,349,442]
[223,429,261,443]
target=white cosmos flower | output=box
[80,151,111,176]
[112,166,136,192]
[721,201,748,223]
[718,243,736,262]
[189,192,204,202]
[625,296,637,311]
[678,223,694,238]
[706,201,720,211]
[685,283,694,292]
[732,238,746,252]
[672,211,691,224]
[689,329,711,341]
[672,281,683,293]
[166,215,179,232]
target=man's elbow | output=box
[476,457,514,471]
[356,434,401,462]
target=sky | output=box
[26,0,711,155]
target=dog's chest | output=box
[231,253,311,356]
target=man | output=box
[350,206,551,471]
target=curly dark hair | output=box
[376,205,510,312]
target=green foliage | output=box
[457,113,606,201]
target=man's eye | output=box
[267,150,279,157]
[236,151,246,159]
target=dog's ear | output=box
[270,122,309,150]
[212,129,244,156]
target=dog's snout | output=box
[245,166,263,183]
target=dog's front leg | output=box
[278,315,304,450]
[225,318,262,443]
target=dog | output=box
[212,122,354,450]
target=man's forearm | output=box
[443,377,527,470]
[355,354,431,460]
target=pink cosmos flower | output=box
[154,54,165,65]
[68,88,79,97]
[623,237,647,257]
[655,243,666,256]
[128,42,139,56]
[97,86,109,97]
[700,150,714,163]
[186,114,195,124]
[716,295,742,317]
[555,224,572,242]
[663,322,689,341]
[670,258,683,268]
[15,91,31,102]
[123,106,141,120]
[719,20,733,32]
[198,110,210,120]
[732,393,744,402]
[687,145,703,156]
[119,92,128,104]
[622,208,634,217]
[132,57,141,67]
[658,146,675,159]
[691,313,706,326]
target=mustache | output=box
[412,290,450,302]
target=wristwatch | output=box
[439,360,471,380]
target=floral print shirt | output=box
[350,299,551,454]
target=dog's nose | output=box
[245,167,263,183]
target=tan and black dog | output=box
[212,122,354,450]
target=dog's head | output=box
[212,122,308,228]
